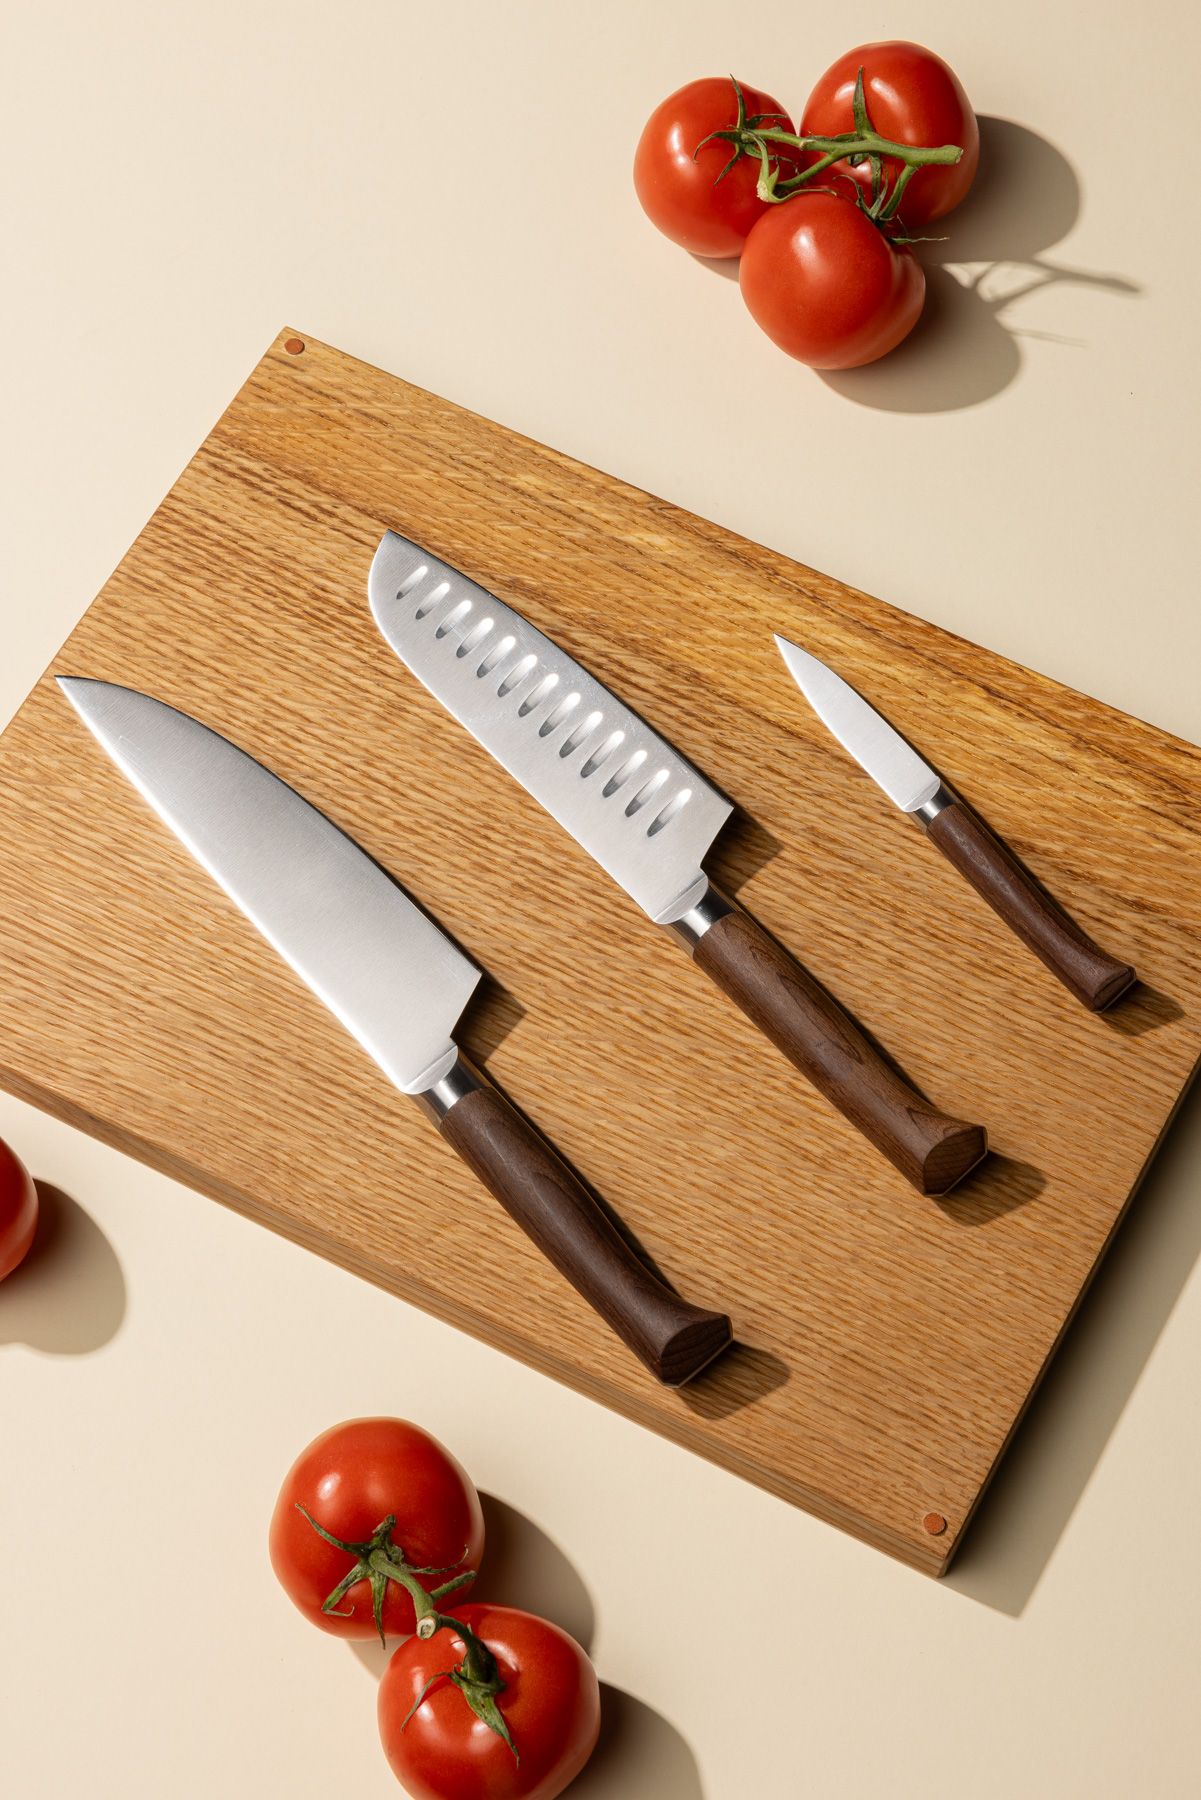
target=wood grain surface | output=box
[1,327,1199,1575]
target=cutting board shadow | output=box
[2,327,1200,1576]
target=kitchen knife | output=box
[774,637,1136,1012]
[58,678,732,1386]
[368,533,987,1196]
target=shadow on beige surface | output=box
[820,117,1141,414]
[569,1684,703,1798]
[472,1493,597,1650]
[947,1076,1201,1614]
[0,1181,125,1353]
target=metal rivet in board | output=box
[922,1512,948,1536]
[284,337,305,355]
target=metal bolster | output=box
[413,1054,486,1124]
[664,884,736,953]
[912,782,955,828]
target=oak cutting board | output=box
[3,327,1200,1574]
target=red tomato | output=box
[0,1138,38,1281]
[740,189,925,368]
[634,77,799,258]
[268,1419,484,1639]
[379,1604,600,1800]
[800,41,978,226]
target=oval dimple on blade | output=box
[57,679,481,1095]
[369,532,733,923]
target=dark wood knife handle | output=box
[692,904,986,1194]
[926,800,1136,1012]
[438,1078,732,1385]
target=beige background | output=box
[3,3,1200,1795]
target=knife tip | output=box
[772,633,816,678]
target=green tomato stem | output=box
[698,69,963,222]
[297,1504,518,1758]
[755,123,962,172]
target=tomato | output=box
[740,189,925,368]
[379,1604,600,1800]
[799,41,978,227]
[268,1418,484,1639]
[0,1138,38,1281]
[634,77,800,258]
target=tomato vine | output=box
[699,72,964,238]
[297,1504,518,1761]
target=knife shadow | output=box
[1100,982,1182,1039]
[463,972,527,1062]
[935,1153,1045,1227]
[676,1340,790,1419]
[706,806,784,897]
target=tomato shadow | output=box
[0,1181,126,1354]
[346,1492,596,1680]
[471,1494,596,1651]
[570,1685,703,1798]
[819,117,1141,413]
[688,249,740,283]
[945,1073,1201,1614]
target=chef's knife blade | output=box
[773,636,1137,1012]
[60,677,479,1094]
[59,678,731,1383]
[369,533,988,1195]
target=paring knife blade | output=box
[59,678,731,1384]
[774,636,1137,1012]
[369,532,988,1196]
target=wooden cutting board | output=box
[3,327,1199,1574]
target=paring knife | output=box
[774,637,1137,1012]
[369,532,987,1196]
[58,678,732,1386]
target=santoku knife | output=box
[369,532,987,1196]
[59,678,732,1386]
[774,637,1137,1012]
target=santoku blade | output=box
[774,636,941,814]
[369,532,733,924]
[58,679,480,1094]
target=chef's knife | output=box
[58,678,732,1385]
[369,533,987,1196]
[774,637,1137,1012]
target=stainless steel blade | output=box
[58,679,480,1094]
[774,636,941,814]
[369,532,733,924]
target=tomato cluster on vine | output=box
[270,1418,600,1799]
[634,42,979,369]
